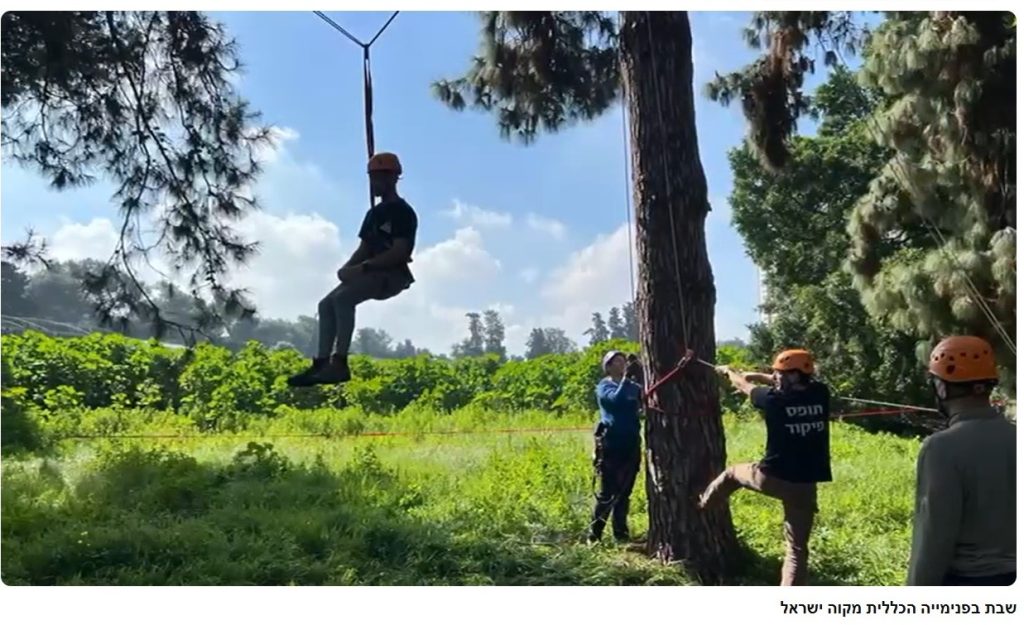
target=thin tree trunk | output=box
[619,10,740,583]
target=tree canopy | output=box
[2,11,273,338]
[709,11,1016,379]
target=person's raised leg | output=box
[698,462,766,509]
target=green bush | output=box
[2,331,771,427]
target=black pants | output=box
[943,571,1016,585]
[590,440,641,540]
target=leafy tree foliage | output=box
[483,309,507,360]
[432,12,619,143]
[585,312,610,345]
[1,11,274,339]
[709,11,1016,384]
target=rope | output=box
[53,405,933,442]
[312,11,401,207]
[836,396,939,414]
[920,213,1016,355]
[616,13,637,306]
[58,425,593,441]
[312,11,364,47]
[689,358,943,414]
[642,13,690,347]
[620,98,636,304]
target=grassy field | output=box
[1,409,920,585]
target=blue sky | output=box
[1,11,838,355]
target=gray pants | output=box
[317,268,409,358]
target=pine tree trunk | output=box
[619,10,740,583]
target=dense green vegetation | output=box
[2,332,921,585]
[1,331,763,454]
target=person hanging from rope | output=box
[907,336,1016,586]
[588,350,643,544]
[288,152,417,386]
[700,349,832,586]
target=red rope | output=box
[58,408,935,442]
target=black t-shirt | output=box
[358,198,417,282]
[751,381,833,483]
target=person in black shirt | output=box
[288,152,417,386]
[699,348,832,585]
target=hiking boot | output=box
[613,530,630,543]
[287,357,328,387]
[310,354,351,384]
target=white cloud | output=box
[442,200,513,229]
[412,226,502,283]
[50,218,120,263]
[519,267,540,284]
[224,211,345,320]
[537,223,633,344]
[526,213,567,239]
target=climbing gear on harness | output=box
[368,152,402,175]
[642,348,695,413]
[772,349,815,374]
[928,336,999,383]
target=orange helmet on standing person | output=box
[772,349,815,375]
[927,336,998,383]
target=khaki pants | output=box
[700,462,817,586]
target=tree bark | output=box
[619,10,740,583]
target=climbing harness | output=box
[313,10,400,207]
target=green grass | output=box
[0,410,920,585]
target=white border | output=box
[1,1,1020,624]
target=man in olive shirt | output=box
[908,335,1016,585]
[287,152,417,386]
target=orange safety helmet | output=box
[367,152,402,175]
[928,336,998,383]
[772,349,815,375]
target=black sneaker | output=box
[287,357,327,387]
[310,354,351,384]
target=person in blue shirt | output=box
[588,350,644,544]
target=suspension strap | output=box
[362,46,375,206]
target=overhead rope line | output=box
[620,97,637,305]
[54,402,951,442]
[312,10,400,206]
[615,13,637,308]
